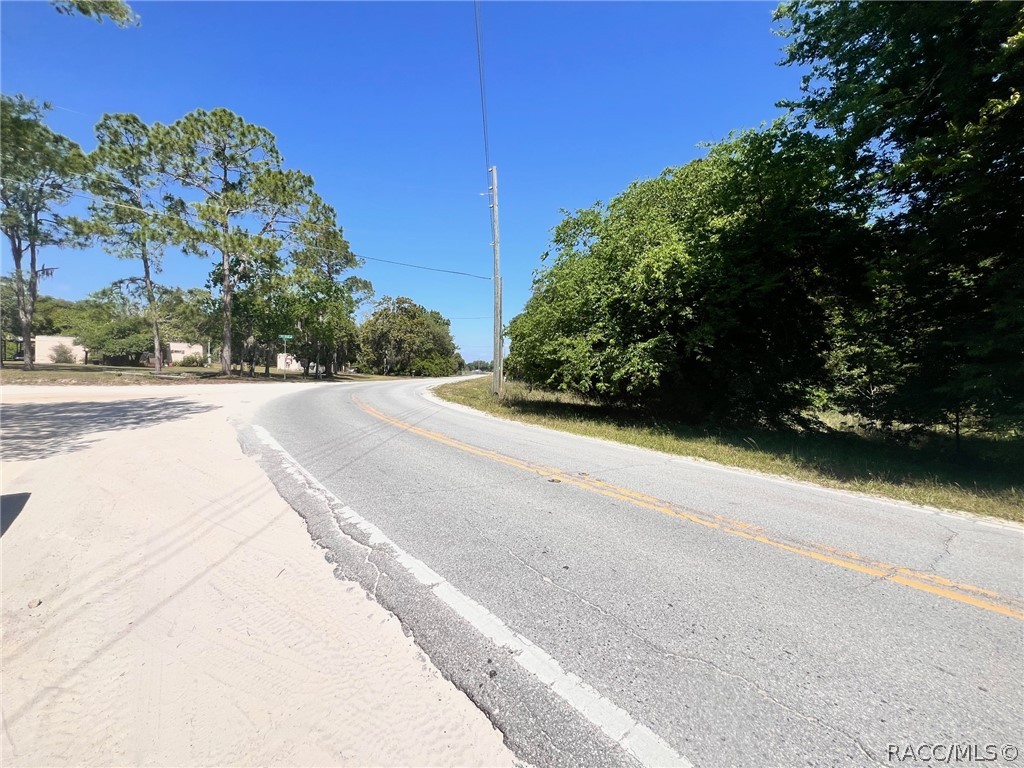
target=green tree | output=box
[32,294,79,335]
[69,286,152,365]
[775,0,1024,439]
[230,253,294,376]
[359,296,459,376]
[1,279,78,341]
[288,196,369,377]
[0,95,88,370]
[508,124,871,423]
[51,0,138,26]
[226,195,371,378]
[77,114,174,371]
[160,286,218,351]
[157,108,314,375]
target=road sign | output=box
[279,334,293,380]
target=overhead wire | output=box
[6,112,494,282]
[473,1,493,176]
[339,255,490,280]
[473,0,503,381]
[473,0,497,254]
[0,174,492,280]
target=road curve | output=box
[247,377,1024,768]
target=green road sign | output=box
[279,334,293,340]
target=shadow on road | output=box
[0,398,218,461]
[1,492,31,536]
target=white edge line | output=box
[251,424,693,768]
[421,386,1024,534]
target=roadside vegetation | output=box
[3,0,1021,498]
[0,362,390,386]
[508,2,1022,446]
[497,1,1022,516]
[1,1,457,380]
[436,378,1023,522]
[356,296,463,376]
[1,91,375,377]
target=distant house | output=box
[276,353,305,372]
[32,335,87,364]
[21,336,204,366]
[168,342,204,364]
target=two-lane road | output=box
[248,378,1023,767]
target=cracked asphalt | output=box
[247,378,1024,768]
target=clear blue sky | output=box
[1,1,802,362]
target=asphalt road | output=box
[245,377,1024,768]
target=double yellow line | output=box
[355,398,1024,621]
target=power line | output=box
[52,104,90,117]
[6,99,501,283]
[10,105,494,280]
[472,0,498,253]
[0,152,215,204]
[473,0,504,389]
[1,175,492,281]
[354,255,490,280]
[4,112,491,280]
[473,0,493,177]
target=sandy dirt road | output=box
[0,383,515,767]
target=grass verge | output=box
[0,363,390,386]
[434,377,1023,522]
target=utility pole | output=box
[489,165,503,396]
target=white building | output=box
[276,353,305,372]
[22,336,204,366]
[32,335,87,364]
[168,341,204,364]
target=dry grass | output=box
[0,363,389,386]
[434,377,1024,522]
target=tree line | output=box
[0,279,214,366]
[1,278,465,377]
[1,1,461,378]
[507,1,1023,444]
[0,96,372,376]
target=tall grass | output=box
[434,378,1023,522]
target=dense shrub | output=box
[507,125,871,425]
[358,297,458,376]
[177,353,206,367]
[49,343,76,364]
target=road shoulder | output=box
[423,383,1023,531]
[1,384,515,767]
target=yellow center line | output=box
[354,397,1024,621]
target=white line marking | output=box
[252,424,693,768]
[421,386,1024,534]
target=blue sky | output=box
[1,1,802,362]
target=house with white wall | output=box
[32,335,87,364]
